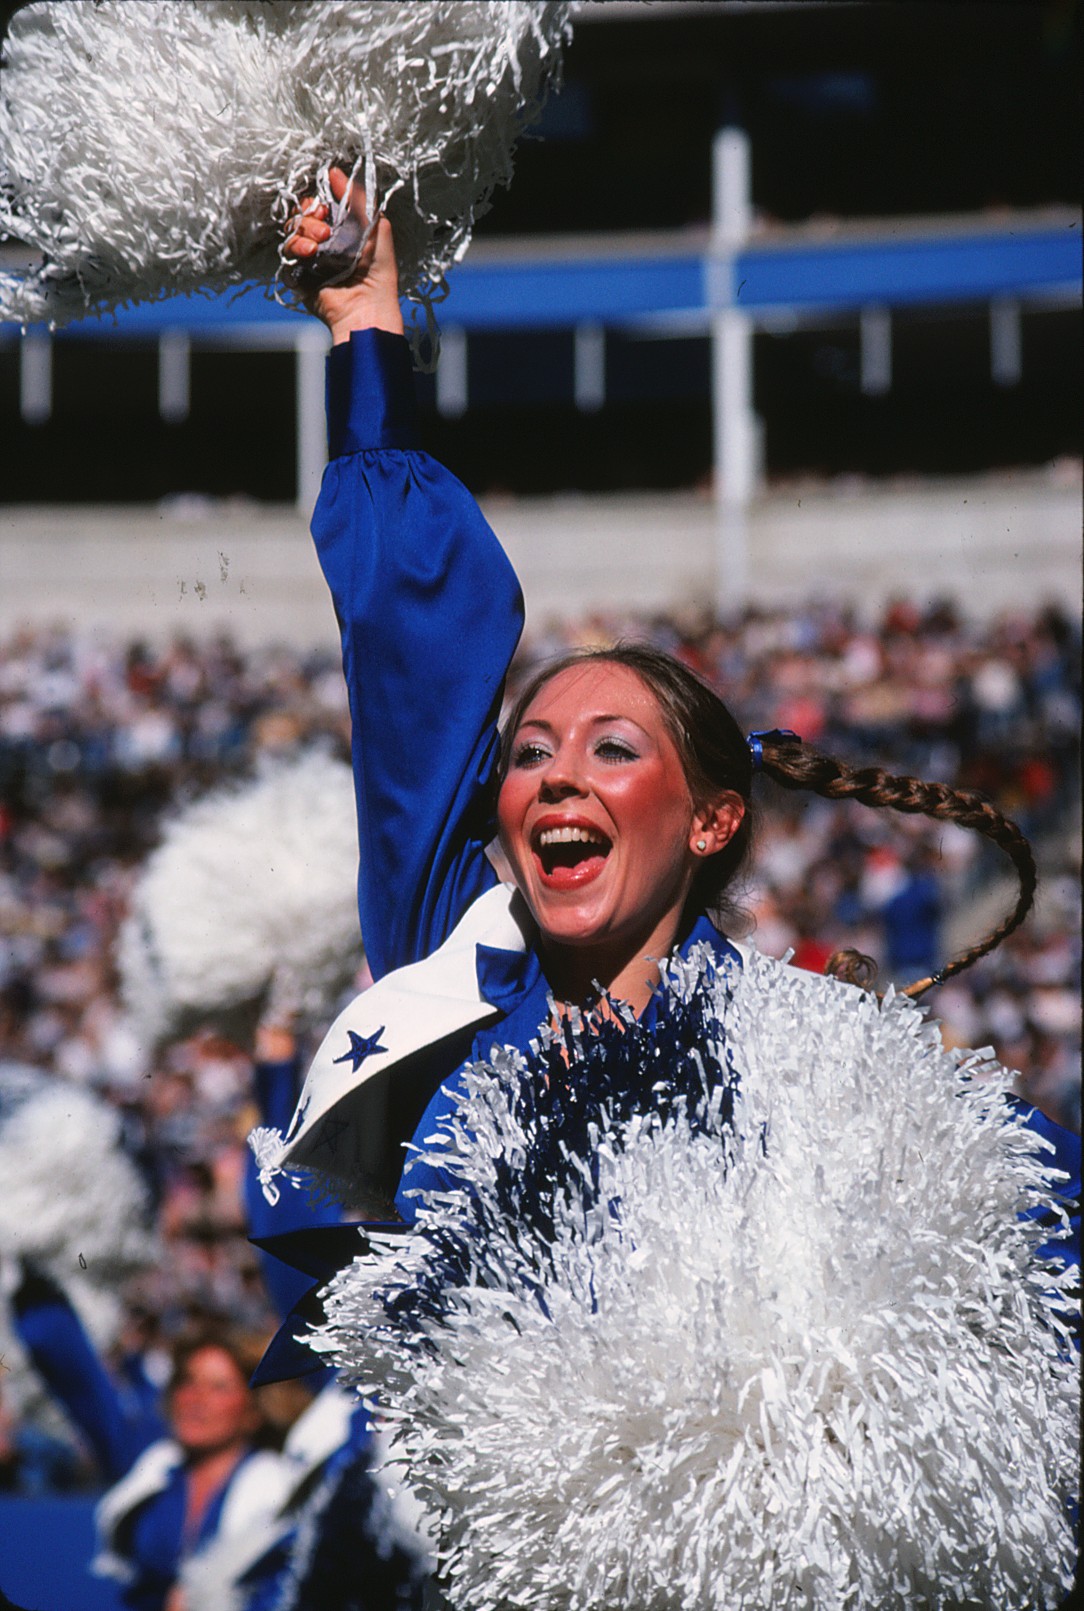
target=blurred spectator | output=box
[880,843,943,982]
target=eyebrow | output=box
[515,713,651,736]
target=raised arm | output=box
[287,173,524,979]
[10,1262,164,1483]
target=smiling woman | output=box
[167,1340,262,1462]
[496,657,745,1012]
[252,178,1081,1610]
[89,1327,284,1611]
[500,644,754,960]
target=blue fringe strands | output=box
[381,948,740,1350]
[308,948,1079,1611]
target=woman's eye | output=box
[510,741,550,768]
[595,738,638,762]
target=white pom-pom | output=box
[308,951,1079,1611]
[118,750,362,1046]
[0,1062,156,1417]
[0,0,571,330]
[0,1063,154,1294]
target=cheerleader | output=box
[255,176,1080,1611]
[271,172,1060,1212]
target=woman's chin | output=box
[173,1418,248,1456]
[536,904,654,970]
[528,894,607,950]
[526,879,612,943]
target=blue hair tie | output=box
[747,728,800,772]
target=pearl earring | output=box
[695,838,707,852]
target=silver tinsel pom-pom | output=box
[307,949,1079,1611]
[118,751,362,1047]
[0,1,571,328]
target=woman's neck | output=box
[183,1442,248,1539]
[541,912,686,1018]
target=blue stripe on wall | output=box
[7,222,1078,337]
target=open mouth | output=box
[532,823,612,888]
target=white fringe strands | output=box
[0,1062,157,1415]
[118,750,362,1047]
[307,949,1079,1611]
[0,1,572,338]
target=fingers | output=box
[284,203,330,259]
[284,168,369,259]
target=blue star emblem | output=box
[332,1027,388,1073]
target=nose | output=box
[537,748,587,801]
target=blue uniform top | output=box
[108,1448,269,1611]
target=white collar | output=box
[263,884,532,1195]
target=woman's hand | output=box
[284,166,403,345]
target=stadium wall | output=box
[0,469,1077,648]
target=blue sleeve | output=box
[13,1287,163,1482]
[311,329,525,980]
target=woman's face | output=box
[498,662,740,972]
[169,1345,258,1457]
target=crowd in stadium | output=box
[0,593,1079,1494]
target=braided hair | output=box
[499,644,1035,1000]
[755,731,1036,998]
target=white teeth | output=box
[537,826,607,848]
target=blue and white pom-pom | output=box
[118,750,362,1049]
[305,948,1079,1611]
[0,0,571,334]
